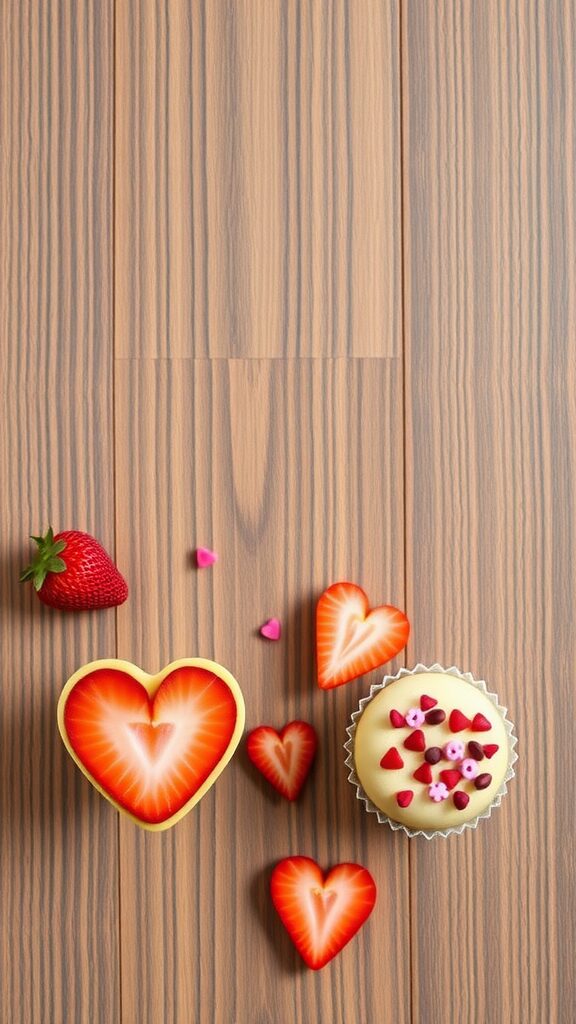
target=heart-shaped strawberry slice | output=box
[316,582,409,689]
[246,721,317,800]
[58,658,245,830]
[271,857,376,970]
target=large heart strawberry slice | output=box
[58,658,245,830]
[246,721,317,801]
[316,582,409,689]
[271,857,376,970]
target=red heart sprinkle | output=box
[413,762,432,784]
[420,694,438,711]
[396,790,414,808]
[380,747,404,770]
[449,709,471,732]
[471,713,492,732]
[403,729,426,752]
[389,710,405,729]
[439,769,461,790]
[453,791,470,811]
[483,744,499,759]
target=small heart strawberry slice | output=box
[420,695,437,711]
[246,721,317,800]
[449,709,471,732]
[270,857,376,970]
[403,729,426,752]
[58,659,244,829]
[380,747,404,770]
[389,709,405,728]
[439,769,461,791]
[413,762,432,784]
[483,744,499,759]
[316,582,409,689]
[471,713,492,732]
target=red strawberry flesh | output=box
[471,713,492,732]
[63,665,238,824]
[380,747,404,770]
[246,722,317,801]
[270,857,376,970]
[316,582,409,689]
[404,729,426,752]
[449,709,471,732]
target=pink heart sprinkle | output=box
[260,618,281,641]
[196,547,218,568]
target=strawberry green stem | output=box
[19,527,67,591]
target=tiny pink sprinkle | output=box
[260,618,281,641]
[196,547,218,568]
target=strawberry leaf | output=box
[47,557,66,573]
[20,526,68,592]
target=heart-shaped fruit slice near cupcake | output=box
[246,721,317,801]
[271,857,377,969]
[316,582,409,689]
[58,658,245,830]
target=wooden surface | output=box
[1,2,574,1022]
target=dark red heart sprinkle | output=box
[474,772,492,790]
[439,769,461,791]
[471,713,492,732]
[404,729,426,752]
[425,708,446,725]
[413,762,433,784]
[420,694,438,711]
[390,709,405,729]
[449,709,471,732]
[468,740,485,761]
[483,744,499,759]
[424,746,442,765]
[396,790,414,808]
[380,747,404,770]
[453,791,470,811]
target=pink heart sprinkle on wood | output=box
[196,547,218,568]
[260,618,281,641]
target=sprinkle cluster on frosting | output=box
[386,693,499,811]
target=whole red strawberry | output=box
[20,527,128,610]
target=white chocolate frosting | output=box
[353,671,512,830]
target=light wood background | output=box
[1,2,574,1022]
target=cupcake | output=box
[345,664,517,838]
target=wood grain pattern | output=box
[0,2,119,1022]
[2,0,576,1020]
[115,0,401,357]
[114,358,410,1023]
[402,3,576,1022]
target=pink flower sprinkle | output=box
[443,740,465,762]
[428,782,449,802]
[405,707,425,728]
[460,757,480,780]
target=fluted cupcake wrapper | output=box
[344,663,518,840]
